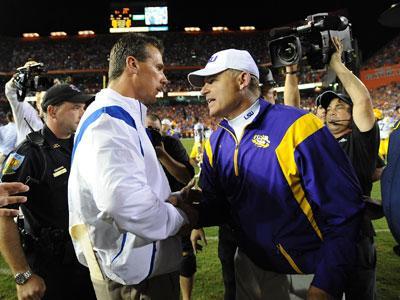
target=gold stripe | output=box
[204,139,213,168]
[233,146,239,176]
[277,244,303,274]
[275,113,324,240]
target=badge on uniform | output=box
[53,166,67,177]
[252,134,271,148]
[2,153,25,175]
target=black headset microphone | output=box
[330,118,352,125]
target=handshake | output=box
[167,178,202,236]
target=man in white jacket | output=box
[68,33,196,299]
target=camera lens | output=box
[277,42,299,64]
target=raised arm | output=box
[330,36,375,132]
[283,64,301,108]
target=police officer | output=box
[0,84,96,300]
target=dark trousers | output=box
[96,271,180,300]
[28,252,96,300]
[344,236,376,300]
[218,224,238,300]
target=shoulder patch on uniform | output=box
[2,153,25,175]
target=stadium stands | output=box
[0,31,399,129]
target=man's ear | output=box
[238,72,251,90]
[46,105,57,119]
[126,56,139,75]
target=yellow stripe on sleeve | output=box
[275,113,324,240]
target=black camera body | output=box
[13,62,53,102]
[268,13,353,69]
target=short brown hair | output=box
[108,33,164,81]
[227,69,260,98]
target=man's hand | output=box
[190,228,207,253]
[167,180,200,236]
[329,36,344,69]
[16,273,46,300]
[0,182,29,217]
[307,285,333,300]
[154,142,166,158]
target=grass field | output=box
[0,138,398,299]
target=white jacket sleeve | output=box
[5,80,43,144]
[88,115,186,241]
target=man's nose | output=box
[200,84,209,96]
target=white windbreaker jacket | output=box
[68,88,186,284]
[5,80,43,145]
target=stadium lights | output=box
[22,33,40,38]
[275,82,323,92]
[184,27,201,32]
[78,30,95,36]
[212,26,229,31]
[240,26,256,31]
[168,91,202,97]
[50,31,67,37]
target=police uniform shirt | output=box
[1,125,73,230]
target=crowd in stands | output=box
[148,103,219,138]
[371,82,400,115]
[0,31,270,72]
[363,34,400,70]
[0,31,399,132]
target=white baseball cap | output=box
[187,49,259,88]
[161,118,172,126]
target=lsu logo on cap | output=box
[208,55,218,63]
[2,153,25,175]
[252,134,270,148]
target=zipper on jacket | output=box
[218,123,251,176]
[276,243,303,274]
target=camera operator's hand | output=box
[329,36,344,69]
[10,60,39,92]
[154,142,166,158]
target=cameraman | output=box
[284,36,379,300]
[5,61,45,145]
[259,66,279,104]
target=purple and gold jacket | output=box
[199,99,364,297]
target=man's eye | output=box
[206,78,215,84]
